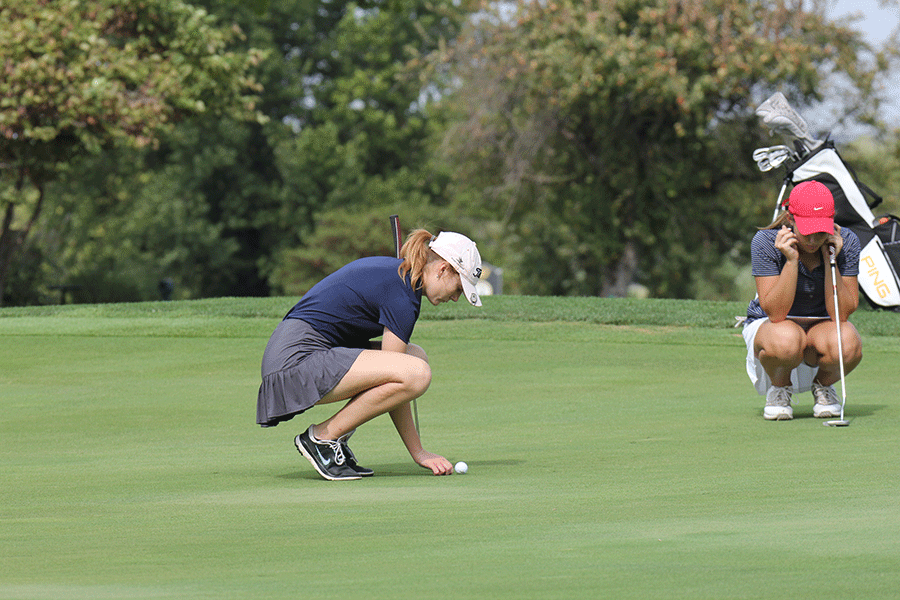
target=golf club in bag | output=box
[390,214,420,434]
[754,92,900,311]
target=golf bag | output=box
[754,93,900,311]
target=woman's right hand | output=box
[415,450,453,476]
[774,225,799,261]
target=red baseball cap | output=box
[788,181,835,236]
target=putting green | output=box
[1,302,898,599]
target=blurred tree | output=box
[435,0,889,298]
[842,132,900,217]
[0,0,263,305]
[271,206,415,296]
[22,0,476,303]
[259,0,478,292]
[40,138,246,303]
[155,0,476,297]
[269,201,461,295]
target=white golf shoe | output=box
[812,381,842,418]
[764,386,793,420]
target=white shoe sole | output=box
[814,404,842,418]
[294,435,361,481]
[764,408,793,420]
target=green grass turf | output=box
[2,297,899,599]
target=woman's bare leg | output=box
[803,320,862,385]
[754,320,806,387]
[312,346,431,440]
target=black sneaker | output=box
[295,426,361,481]
[338,430,374,477]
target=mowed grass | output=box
[2,297,900,600]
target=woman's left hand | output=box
[824,223,844,259]
[416,451,453,475]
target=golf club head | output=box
[756,92,823,153]
[753,148,776,172]
[756,159,775,172]
[823,420,850,427]
[753,145,798,172]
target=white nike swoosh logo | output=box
[813,207,824,211]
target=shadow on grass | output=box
[844,403,888,418]
[749,403,888,421]
[278,458,524,481]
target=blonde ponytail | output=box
[398,229,435,290]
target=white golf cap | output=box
[428,231,483,306]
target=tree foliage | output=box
[267,0,477,229]
[437,0,886,298]
[4,0,896,306]
[0,0,263,305]
[5,0,476,304]
[842,132,900,217]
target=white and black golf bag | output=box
[754,93,900,311]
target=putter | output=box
[389,214,420,434]
[824,246,850,427]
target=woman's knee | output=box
[758,324,805,360]
[814,322,862,364]
[837,323,863,366]
[406,343,429,363]
[405,358,432,396]
[403,345,431,397]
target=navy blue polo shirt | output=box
[285,256,422,348]
[745,227,860,324]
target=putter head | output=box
[823,419,850,427]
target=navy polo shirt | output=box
[745,227,860,324]
[285,256,422,348]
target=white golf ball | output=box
[454,461,468,474]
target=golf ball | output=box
[454,461,468,474]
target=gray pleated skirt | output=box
[256,319,363,427]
